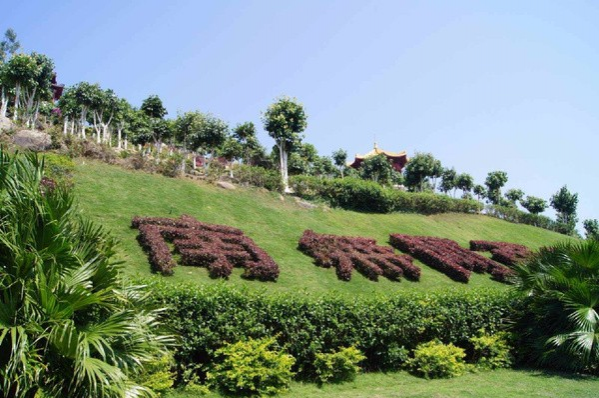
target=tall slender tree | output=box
[262,96,307,192]
[0,28,20,118]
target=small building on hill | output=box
[349,143,409,172]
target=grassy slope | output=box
[74,160,571,296]
[167,369,599,398]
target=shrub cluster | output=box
[147,282,515,378]
[485,205,560,234]
[290,176,482,215]
[470,240,532,267]
[232,164,284,192]
[389,234,512,283]
[207,337,295,396]
[132,215,280,280]
[314,346,366,384]
[298,230,420,282]
[407,340,467,379]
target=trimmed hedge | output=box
[146,282,516,378]
[290,176,482,214]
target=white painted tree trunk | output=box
[70,119,75,135]
[124,136,128,150]
[80,108,87,138]
[12,84,21,121]
[0,87,7,118]
[278,143,290,193]
[63,116,69,136]
[117,128,122,149]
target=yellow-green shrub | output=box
[314,346,366,384]
[407,340,467,379]
[470,331,513,370]
[207,337,295,396]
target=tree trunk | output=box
[70,119,75,135]
[63,116,68,135]
[117,128,122,149]
[278,143,290,193]
[12,83,21,121]
[80,108,88,138]
[0,86,7,118]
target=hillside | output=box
[74,160,571,297]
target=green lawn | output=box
[74,160,571,297]
[165,369,598,398]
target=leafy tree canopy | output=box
[521,195,547,215]
[484,171,508,204]
[403,152,442,192]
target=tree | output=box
[113,98,133,149]
[455,173,474,196]
[583,219,599,241]
[90,87,119,144]
[513,241,599,373]
[262,96,307,192]
[69,82,100,138]
[550,185,578,225]
[360,153,396,185]
[141,94,168,152]
[0,28,21,118]
[521,196,547,215]
[3,53,38,121]
[403,152,442,192]
[484,171,508,205]
[439,168,457,195]
[505,188,525,205]
[0,150,172,397]
[332,149,348,178]
[232,122,263,165]
[473,184,487,203]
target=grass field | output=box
[73,160,571,297]
[165,369,599,398]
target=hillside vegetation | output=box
[74,160,571,297]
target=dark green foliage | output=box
[141,94,167,119]
[439,168,457,195]
[290,176,482,214]
[521,195,547,215]
[359,154,398,186]
[505,189,525,205]
[486,205,558,232]
[0,150,172,397]
[484,171,508,205]
[314,347,366,384]
[550,186,578,235]
[231,165,284,191]
[207,337,295,396]
[403,152,442,192]
[512,240,599,374]
[455,173,474,195]
[147,282,514,378]
[407,341,467,379]
[583,219,599,240]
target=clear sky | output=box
[5,0,599,229]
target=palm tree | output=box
[513,240,599,373]
[0,150,172,397]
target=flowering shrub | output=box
[389,234,511,283]
[470,240,532,267]
[132,215,279,281]
[298,230,420,282]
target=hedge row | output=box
[132,215,279,280]
[290,176,483,214]
[390,234,513,283]
[146,282,517,377]
[298,230,420,282]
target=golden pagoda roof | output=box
[353,143,407,160]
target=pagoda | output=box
[349,143,408,172]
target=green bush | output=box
[314,346,366,384]
[232,164,283,192]
[158,153,184,178]
[469,331,513,370]
[407,340,467,379]
[43,152,75,186]
[289,176,482,215]
[207,337,295,396]
[146,282,515,378]
[134,353,176,396]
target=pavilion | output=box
[348,143,409,172]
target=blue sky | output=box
[6,0,599,229]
